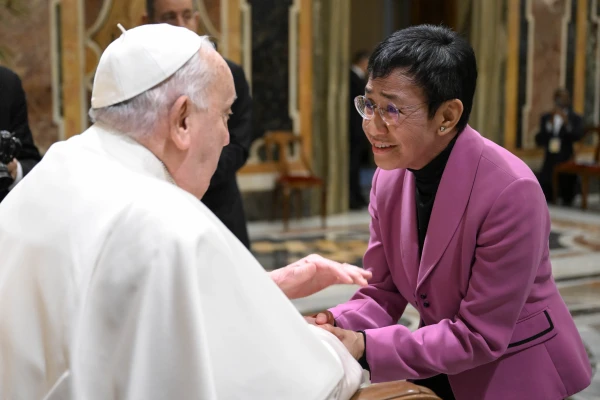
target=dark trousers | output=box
[539,172,578,206]
[349,133,369,208]
[412,374,455,399]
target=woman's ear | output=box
[437,99,464,136]
[168,95,193,150]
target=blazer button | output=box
[423,301,430,308]
[420,294,427,299]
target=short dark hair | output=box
[369,24,477,133]
[352,50,370,65]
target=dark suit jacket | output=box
[535,111,584,183]
[0,66,42,202]
[349,69,366,141]
[201,59,252,248]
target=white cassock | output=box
[0,124,363,400]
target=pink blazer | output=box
[329,126,591,400]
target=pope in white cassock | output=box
[0,24,370,399]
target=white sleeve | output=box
[307,325,366,400]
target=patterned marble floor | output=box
[248,201,600,399]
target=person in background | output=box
[535,88,584,206]
[0,66,42,202]
[143,0,253,248]
[349,50,370,210]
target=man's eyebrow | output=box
[160,11,176,18]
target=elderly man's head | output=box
[143,0,199,32]
[89,26,235,200]
[356,25,477,171]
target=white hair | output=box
[89,36,216,139]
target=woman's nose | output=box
[363,114,388,138]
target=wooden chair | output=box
[553,126,600,209]
[264,131,326,230]
[351,380,441,399]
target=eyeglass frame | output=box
[354,95,427,126]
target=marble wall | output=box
[349,0,386,57]
[517,0,576,149]
[0,0,226,154]
[585,0,600,127]
[249,0,294,141]
[196,0,221,37]
[0,0,57,153]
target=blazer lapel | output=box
[417,126,485,289]
[399,171,420,284]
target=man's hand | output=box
[270,254,372,300]
[7,159,17,180]
[318,324,365,360]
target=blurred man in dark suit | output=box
[349,50,370,210]
[0,66,42,203]
[535,88,584,206]
[143,0,252,247]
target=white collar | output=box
[351,65,365,80]
[86,123,176,185]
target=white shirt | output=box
[0,124,362,400]
[553,113,564,136]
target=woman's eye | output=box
[386,104,400,115]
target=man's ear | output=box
[437,99,464,136]
[168,95,193,150]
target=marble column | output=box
[312,0,350,215]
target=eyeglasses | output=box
[354,95,425,126]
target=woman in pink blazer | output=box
[312,25,592,399]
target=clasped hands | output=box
[306,311,366,361]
